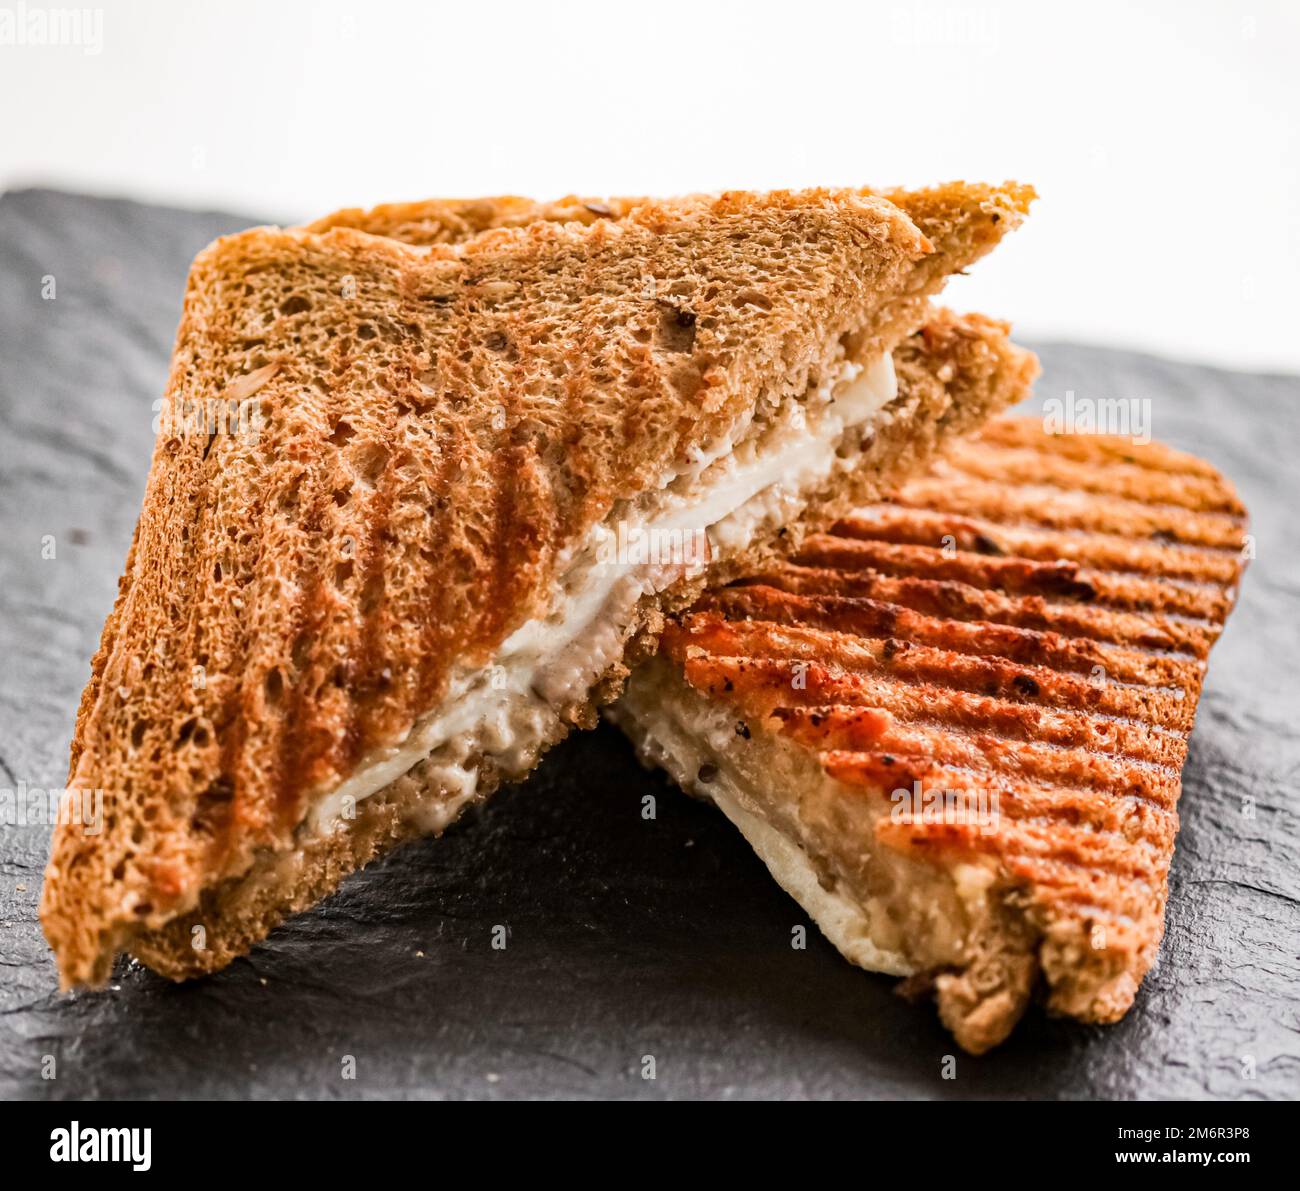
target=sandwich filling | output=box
[307,349,899,837]
[609,655,995,982]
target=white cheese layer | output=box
[307,351,897,836]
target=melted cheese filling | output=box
[610,657,1005,983]
[307,351,897,836]
[610,666,915,976]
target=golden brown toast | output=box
[612,417,1248,1053]
[43,187,1034,989]
[306,183,1031,266]
[307,182,1034,346]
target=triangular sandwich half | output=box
[611,418,1248,1053]
[43,187,1032,989]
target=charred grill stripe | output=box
[792,538,1234,626]
[833,507,1245,584]
[768,703,1185,773]
[773,709,1178,795]
[793,536,1097,598]
[973,418,1231,480]
[674,616,1197,730]
[701,585,1197,689]
[892,475,1246,550]
[943,442,1246,515]
[414,419,466,711]
[272,476,332,828]
[736,564,1217,658]
[342,476,397,768]
[670,648,1187,767]
[817,750,1179,824]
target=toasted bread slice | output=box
[44,188,1032,989]
[611,418,1248,1053]
[308,182,1033,338]
[306,183,1030,264]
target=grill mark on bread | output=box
[817,752,1176,862]
[483,442,535,654]
[771,708,1180,806]
[896,470,1245,549]
[794,535,1234,624]
[766,697,1185,768]
[640,416,1245,1052]
[793,536,1097,600]
[347,470,397,768]
[414,420,466,711]
[675,620,1194,730]
[943,441,1246,515]
[702,585,1193,690]
[275,519,332,826]
[832,507,1243,588]
[739,564,1212,657]
[675,649,1187,767]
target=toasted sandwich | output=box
[43,186,1035,989]
[611,417,1248,1053]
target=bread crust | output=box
[304,182,1035,268]
[306,182,1036,380]
[43,186,1032,989]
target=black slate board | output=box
[1,189,1297,1101]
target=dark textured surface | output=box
[0,188,1296,1101]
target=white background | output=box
[2,0,1297,372]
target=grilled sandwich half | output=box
[43,186,1035,989]
[611,418,1249,1053]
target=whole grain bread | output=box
[617,418,1246,1053]
[44,187,1031,989]
[306,183,1032,269]
[129,309,1038,979]
[307,181,1034,350]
